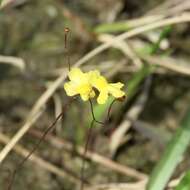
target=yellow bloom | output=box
[64,68,125,104]
[89,71,125,104]
[64,68,95,101]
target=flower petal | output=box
[108,83,125,98]
[68,68,83,82]
[81,94,89,101]
[109,82,124,89]
[64,82,78,96]
[88,70,100,80]
[97,90,108,104]
[92,76,108,90]
[77,84,92,95]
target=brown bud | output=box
[64,27,70,33]
[117,95,126,102]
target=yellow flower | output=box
[64,68,125,104]
[64,68,95,101]
[89,71,125,104]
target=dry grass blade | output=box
[117,15,165,29]
[85,180,147,190]
[52,93,63,134]
[147,0,190,16]
[0,55,25,71]
[142,55,190,76]
[98,34,143,67]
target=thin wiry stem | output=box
[107,99,117,121]
[64,27,71,71]
[80,119,94,190]
[89,99,105,125]
[7,98,75,190]
[80,98,118,190]
[89,98,117,125]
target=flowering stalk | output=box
[63,67,126,190]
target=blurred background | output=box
[0,0,190,190]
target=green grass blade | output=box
[94,21,131,33]
[147,106,190,190]
[94,16,164,34]
[175,171,190,190]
